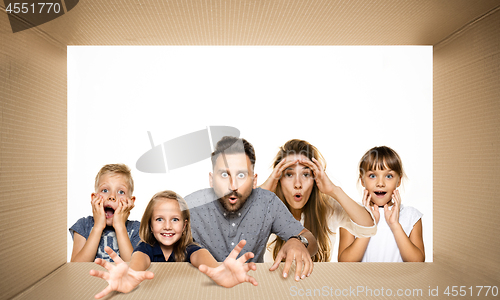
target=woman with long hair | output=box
[261,139,376,262]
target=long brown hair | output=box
[139,190,194,262]
[270,139,335,262]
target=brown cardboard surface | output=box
[0,5,67,300]
[21,0,500,46]
[433,5,500,283]
[1,0,500,299]
[14,262,499,300]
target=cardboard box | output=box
[1,1,499,299]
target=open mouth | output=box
[294,193,303,201]
[104,207,115,219]
[226,191,241,205]
[228,195,238,204]
[160,233,175,238]
[374,191,387,197]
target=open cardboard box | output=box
[1,1,499,299]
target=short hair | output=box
[94,164,134,195]
[358,146,406,181]
[139,190,194,262]
[211,136,256,169]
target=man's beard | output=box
[218,190,249,212]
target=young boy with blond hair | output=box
[70,164,140,262]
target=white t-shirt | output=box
[361,204,423,262]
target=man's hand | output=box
[89,247,154,299]
[198,240,258,288]
[91,193,106,231]
[269,237,313,281]
[112,197,134,229]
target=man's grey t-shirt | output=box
[185,187,304,262]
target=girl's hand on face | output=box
[261,157,298,193]
[198,240,258,288]
[385,190,401,228]
[91,193,106,230]
[113,197,134,229]
[300,157,335,196]
[90,247,154,299]
[362,190,380,224]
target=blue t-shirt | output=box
[134,242,202,263]
[69,216,141,262]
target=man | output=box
[185,136,318,281]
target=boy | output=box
[70,164,140,262]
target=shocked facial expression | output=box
[93,173,134,226]
[151,198,187,250]
[210,153,257,212]
[361,168,401,207]
[279,154,314,216]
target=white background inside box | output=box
[68,46,433,262]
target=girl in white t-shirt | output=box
[338,146,425,262]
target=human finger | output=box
[236,251,254,264]
[393,190,401,206]
[299,158,319,174]
[142,271,155,280]
[94,285,113,299]
[94,257,114,272]
[269,253,283,271]
[227,240,246,259]
[126,197,135,211]
[89,269,110,281]
[362,190,369,207]
[245,262,257,272]
[198,264,212,277]
[300,256,311,279]
[104,246,124,264]
[275,159,298,179]
[281,254,294,278]
[246,274,258,286]
[294,256,303,281]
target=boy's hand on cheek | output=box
[113,197,134,229]
[92,193,106,230]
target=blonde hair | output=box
[94,164,134,195]
[139,190,194,262]
[270,139,334,262]
[358,146,406,183]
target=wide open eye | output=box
[118,190,125,195]
[221,172,228,178]
[101,188,108,193]
[368,174,376,179]
[237,173,246,179]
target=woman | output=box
[261,139,376,262]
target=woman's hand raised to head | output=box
[260,157,299,193]
[299,157,335,196]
